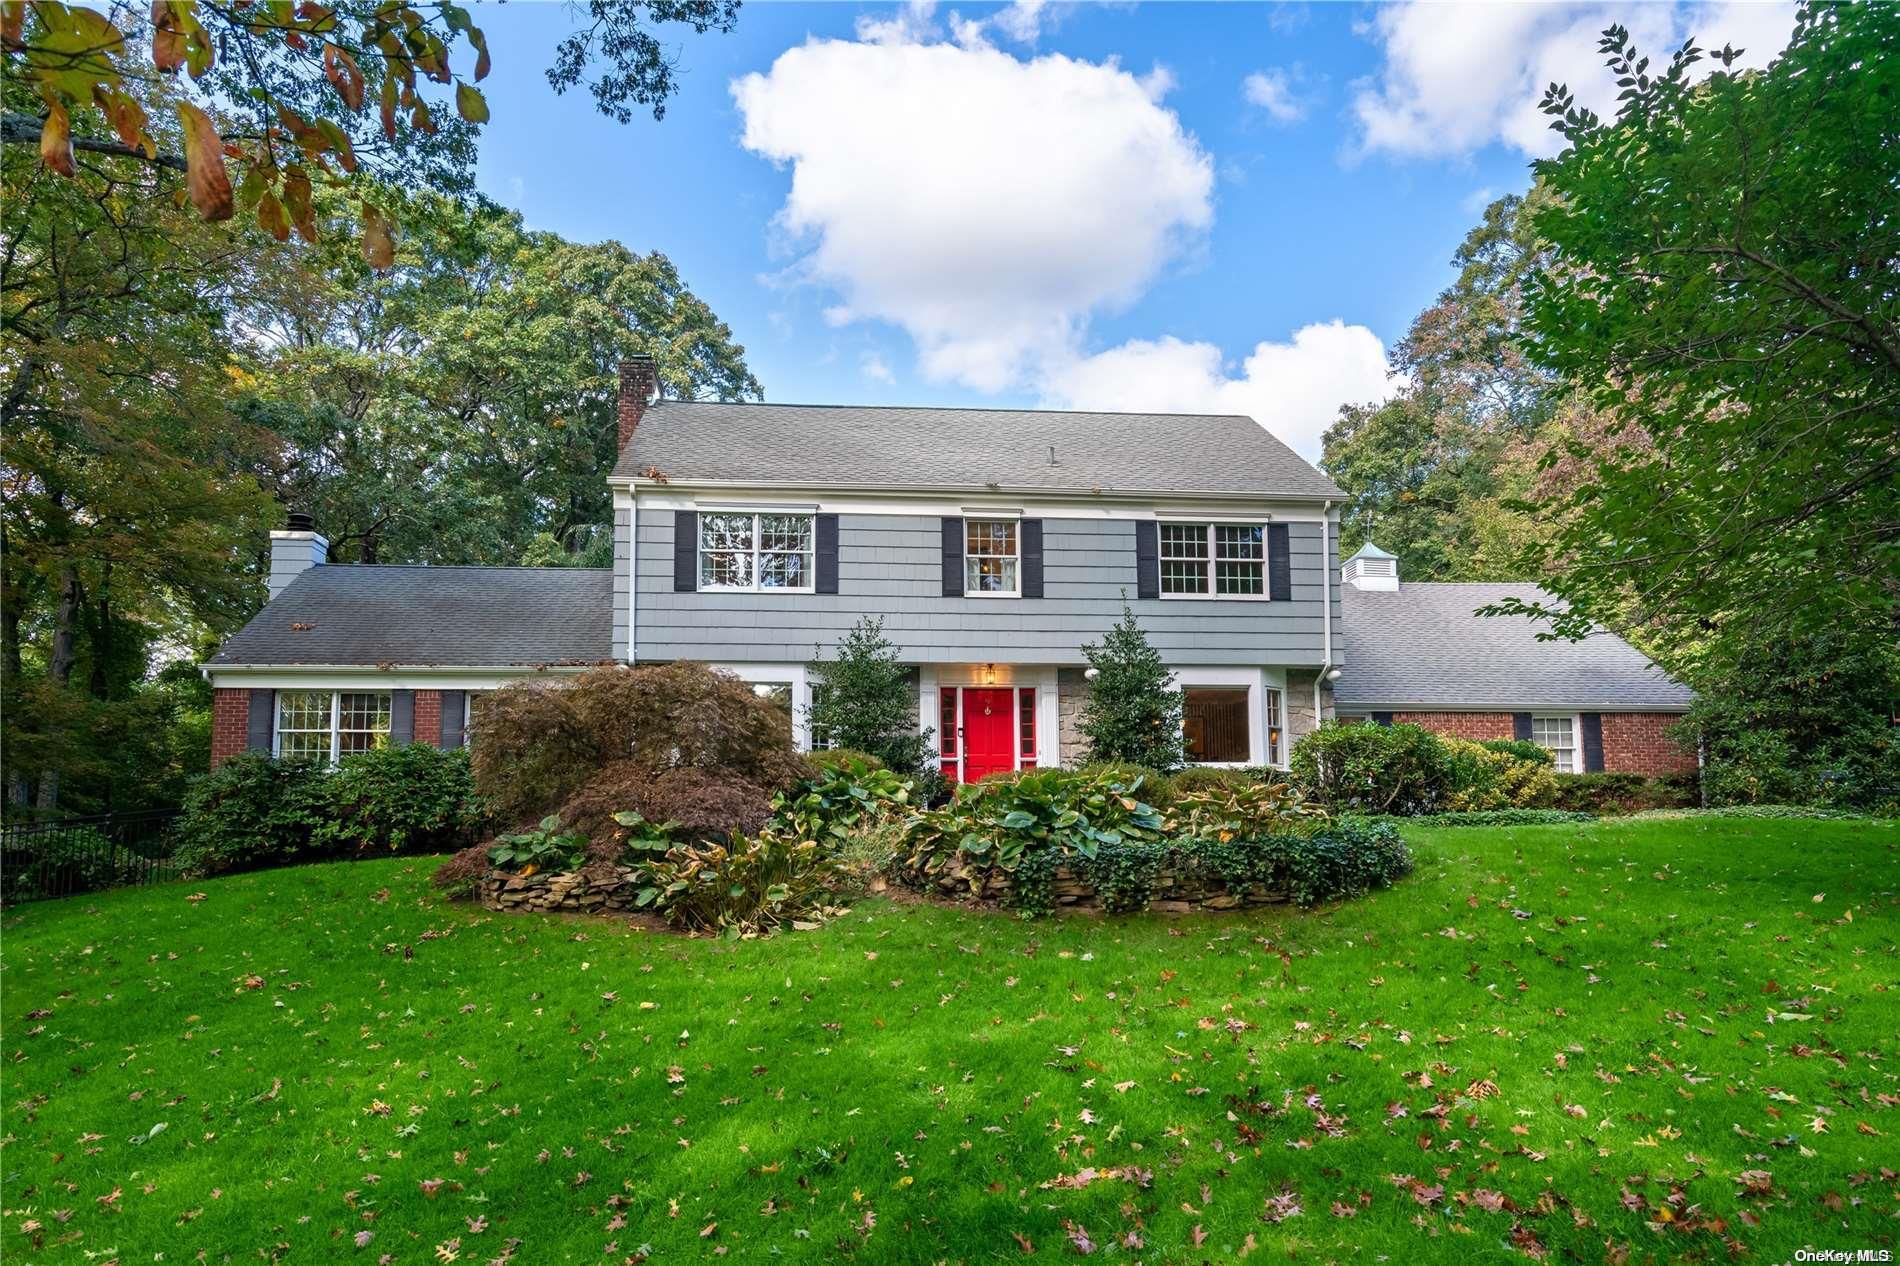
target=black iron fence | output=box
[1,809,184,904]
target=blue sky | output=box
[465,1,1793,458]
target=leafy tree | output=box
[1322,192,1565,579]
[807,618,932,773]
[3,0,740,259]
[1494,4,1897,681]
[236,190,761,565]
[1077,602,1184,771]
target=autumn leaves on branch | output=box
[3,0,494,267]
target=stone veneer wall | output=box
[1056,667,1091,763]
[1284,670,1333,749]
[479,866,644,915]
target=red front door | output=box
[961,688,1017,782]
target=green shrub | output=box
[1166,766,1257,798]
[174,753,326,876]
[806,618,933,773]
[1073,761,1175,806]
[805,748,887,775]
[629,828,848,937]
[471,664,809,827]
[895,767,1166,898]
[771,754,912,843]
[1076,603,1185,770]
[487,816,589,874]
[1073,839,1169,914]
[1442,738,1558,811]
[1366,808,1595,827]
[1290,721,1455,815]
[1550,772,1696,814]
[1477,739,1552,764]
[311,744,484,855]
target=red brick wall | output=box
[413,690,442,748]
[1394,711,1516,741]
[1602,712,1697,776]
[210,688,250,768]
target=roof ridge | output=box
[648,399,1263,422]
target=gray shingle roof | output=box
[1335,583,1693,711]
[210,566,613,667]
[614,401,1344,498]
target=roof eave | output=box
[607,475,1345,502]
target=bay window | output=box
[1160,523,1266,597]
[699,512,815,592]
[275,690,391,763]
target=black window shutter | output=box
[815,514,839,594]
[439,690,467,749]
[1020,519,1044,598]
[941,517,963,597]
[1512,712,1533,741]
[1372,711,1393,727]
[1580,713,1605,772]
[1135,521,1159,600]
[673,510,698,592]
[390,690,415,744]
[1267,523,1292,601]
[247,688,275,753]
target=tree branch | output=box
[0,114,188,173]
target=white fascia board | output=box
[205,664,594,691]
[621,482,1335,522]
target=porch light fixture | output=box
[980,663,998,686]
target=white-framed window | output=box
[698,512,815,592]
[964,519,1019,595]
[752,681,795,743]
[1531,714,1578,773]
[1159,522,1266,598]
[1183,686,1252,764]
[274,690,391,763]
[1264,686,1284,766]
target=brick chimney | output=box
[617,356,658,451]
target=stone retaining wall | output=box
[911,862,1287,914]
[478,865,645,914]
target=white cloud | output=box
[1242,67,1307,123]
[733,33,1213,392]
[1460,185,1496,214]
[860,351,896,384]
[1352,1,1796,158]
[1041,322,1400,461]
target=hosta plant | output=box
[1167,778,1326,842]
[771,754,913,842]
[486,816,589,875]
[630,829,850,938]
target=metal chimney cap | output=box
[285,510,315,531]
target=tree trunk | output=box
[87,564,111,699]
[34,565,82,812]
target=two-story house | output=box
[206,358,1694,778]
[208,357,1344,777]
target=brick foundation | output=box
[1601,712,1697,776]
[210,688,250,768]
[413,690,442,748]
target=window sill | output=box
[1157,592,1273,602]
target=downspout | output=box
[1314,500,1333,737]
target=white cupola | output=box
[1342,541,1399,591]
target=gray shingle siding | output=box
[634,513,1339,666]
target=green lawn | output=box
[3,817,1895,1264]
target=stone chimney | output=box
[617,356,659,451]
[268,510,328,600]
[1342,541,1399,591]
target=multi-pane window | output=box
[1159,523,1267,597]
[275,690,334,761]
[1531,716,1577,773]
[276,690,391,763]
[1264,687,1284,766]
[964,520,1019,595]
[698,512,814,591]
[1183,687,1251,763]
[1018,687,1037,762]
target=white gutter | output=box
[606,475,1344,505]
